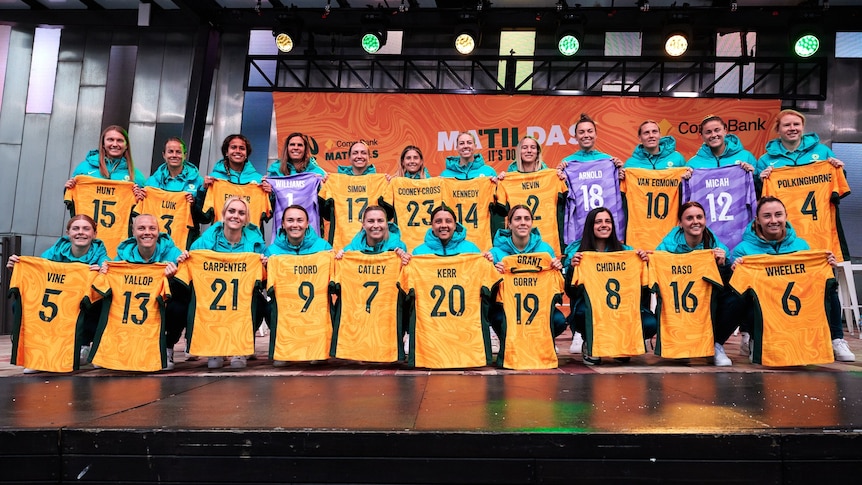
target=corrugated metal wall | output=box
[0,26,281,257]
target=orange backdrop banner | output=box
[274,93,780,175]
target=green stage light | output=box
[362,33,383,54]
[794,34,820,58]
[558,34,580,56]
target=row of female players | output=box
[6,108,856,372]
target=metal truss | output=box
[245,54,827,100]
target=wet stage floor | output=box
[2,372,862,432]
[2,333,862,483]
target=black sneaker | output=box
[582,341,601,365]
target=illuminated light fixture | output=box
[454,12,481,55]
[273,31,296,53]
[455,32,477,55]
[360,11,388,54]
[274,9,303,54]
[556,11,585,57]
[793,33,820,57]
[558,34,580,56]
[664,33,689,56]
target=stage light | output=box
[558,34,580,56]
[794,33,820,57]
[274,31,295,53]
[665,33,689,56]
[556,10,585,57]
[361,33,384,53]
[454,12,481,55]
[360,12,388,54]
[455,32,477,55]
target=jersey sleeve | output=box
[202,183,216,221]
[833,165,851,199]
[174,259,193,287]
[63,184,76,215]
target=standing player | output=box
[757,109,850,261]
[319,142,390,249]
[337,141,377,176]
[201,134,272,228]
[731,196,854,362]
[560,113,624,165]
[439,133,498,252]
[756,109,844,179]
[687,115,756,171]
[384,146,444,251]
[394,145,432,179]
[66,125,146,188]
[624,120,687,171]
[495,136,568,255]
[64,126,145,257]
[140,137,205,249]
[267,132,327,177]
[440,132,497,179]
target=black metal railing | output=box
[245,54,827,100]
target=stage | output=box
[1,333,861,484]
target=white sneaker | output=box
[739,332,750,356]
[569,332,584,354]
[163,349,175,371]
[22,368,41,374]
[713,342,732,367]
[207,357,222,369]
[230,355,247,368]
[489,328,500,353]
[79,345,91,365]
[832,338,856,362]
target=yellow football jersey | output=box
[9,257,98,372]
[134,187,195,249]
[386,177,446,251]
[496,170,568,256]
[175,250,266,357]
[90,262,170,371]
[649,250,722,358]
[730,250,834,366]
[762,162,851,262]
[620,167,687,250]
[319,173,390,250]
[571,251,649,357]
[498,253,563,370]
[64,175,136,258]
[441,178,496,251]
[331,251,402,363]
[399,254,501,369]
[202,179,272,228]
[267,252,334,362]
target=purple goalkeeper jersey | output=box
[269,173,322,242]
[683,165,756,251]
[563,158,626,244]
